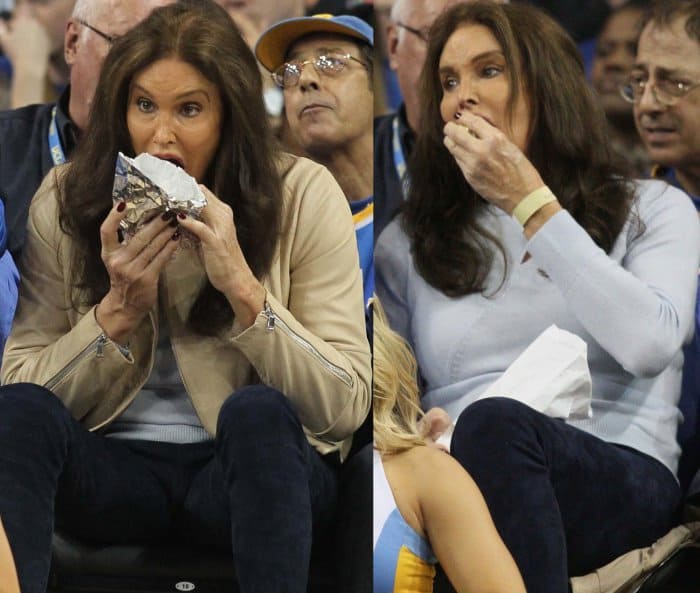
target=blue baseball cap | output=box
[255,14,373,72]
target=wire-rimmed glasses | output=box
[272,51,367,89]
[395,21,430,43]
[77,19,118,44]
[620,71,700,106]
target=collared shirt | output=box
[0,87,77,258]
[374,104,415,241]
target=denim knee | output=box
[0,383,71,443]
[455,397,533,439]
[217,385,301,434]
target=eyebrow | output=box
[131,84,212,102]
[438,49,505,75]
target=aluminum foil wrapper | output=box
[112,152,207,249]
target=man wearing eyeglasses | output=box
[256,14,374,317]
[630,0,700,502]
[630,0,700,205]
[0,0,172,260]
[374,0,460,240]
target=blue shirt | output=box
[0,200,19,358]
[351,196,374,311]
[652,165,700,208]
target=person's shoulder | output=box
[0,102,53,127]
[275,153,351,233]
[277,152,335,187]
[28,165,65,219]
[387,447,476,509]
[633,178,698,219]
[374,111,395,135]
[386,445,460,478]
[377,215,409,254]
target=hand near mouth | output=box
[176,185,265,329]
[443,111,546,216]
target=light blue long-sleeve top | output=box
[376,180,700,475]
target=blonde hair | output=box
[372,297,426,455]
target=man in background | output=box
[0,0,172,259]
[630,0,700,495]
[256,14,374,312]
[632,0,700,202]
[374,0,458,239]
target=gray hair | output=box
[71,0,101,21]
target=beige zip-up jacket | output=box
[1,155,371,460]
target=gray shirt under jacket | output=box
[103,318,210,444]
[376,180,700,476]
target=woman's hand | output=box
[419,407,454,452]
[443,112,545,214]
[176,186,266,329]
[96,202,181,345]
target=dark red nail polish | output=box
[172,231,181,241]
[116,201,126,212]
[177,212,186,220]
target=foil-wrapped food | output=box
[112,152,207,248]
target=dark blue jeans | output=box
[451,397,681,593]
[0,383,339,593]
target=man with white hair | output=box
[0,0,173,259]
[374,0,459,239]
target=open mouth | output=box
[155,155,185,169]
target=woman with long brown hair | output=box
[376,1,700,590]
[0,2,370,592]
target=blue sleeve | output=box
[0,201,20,357]
[526,181,700,377]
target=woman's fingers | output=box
[122,212,177,258]
[175,212,215,245]
[131,219,180,271]
[100,201,129,254]
[143,227,181,276]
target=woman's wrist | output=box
[223,274,266,329]
[522,200,563,239]
[95,296,144,346]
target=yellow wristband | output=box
[512,186,557,227]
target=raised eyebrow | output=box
[439,49,505,71]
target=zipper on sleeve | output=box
[262,301,354,388]
[44,334,109,391]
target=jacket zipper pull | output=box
[96,334,108,359]
[264,300,275,331]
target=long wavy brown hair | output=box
[403,1,637,297]
[58,0,282,333]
